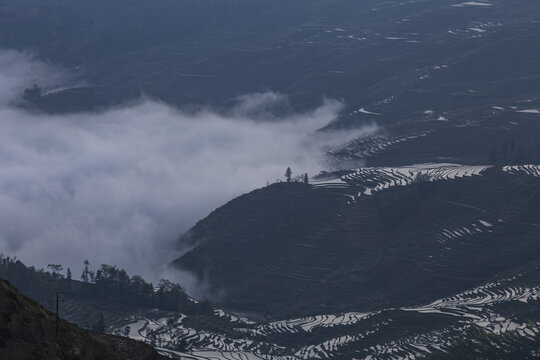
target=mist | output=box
[0,49,378,284]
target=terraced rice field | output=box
[118,163,540,360]
[110,267,540,360]
[503,165,540,177]
[312,163,491,197]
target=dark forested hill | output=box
[173,165,540,318]
[0,278,168,360]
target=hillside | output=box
[173,164,540,318]
[4,211,540,359]
[0,278,168,360]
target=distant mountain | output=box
[1,0,539,119]
[0,278,168,360]
[3,0,540,171]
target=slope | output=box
[173,165,540,318]
[0,278,167,360]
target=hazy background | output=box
[0,49,378,281]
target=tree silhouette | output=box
[285,167,292,182]
[23,84,43,102]
[47,264,63,279]
[66,268,72,289]
[81,260,90,283]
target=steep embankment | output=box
[0,279,167,360]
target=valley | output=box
[1,0,540,358]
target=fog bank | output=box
[0,49,378,283]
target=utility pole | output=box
[55,291,59,337]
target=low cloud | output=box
[0,49,378,284]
